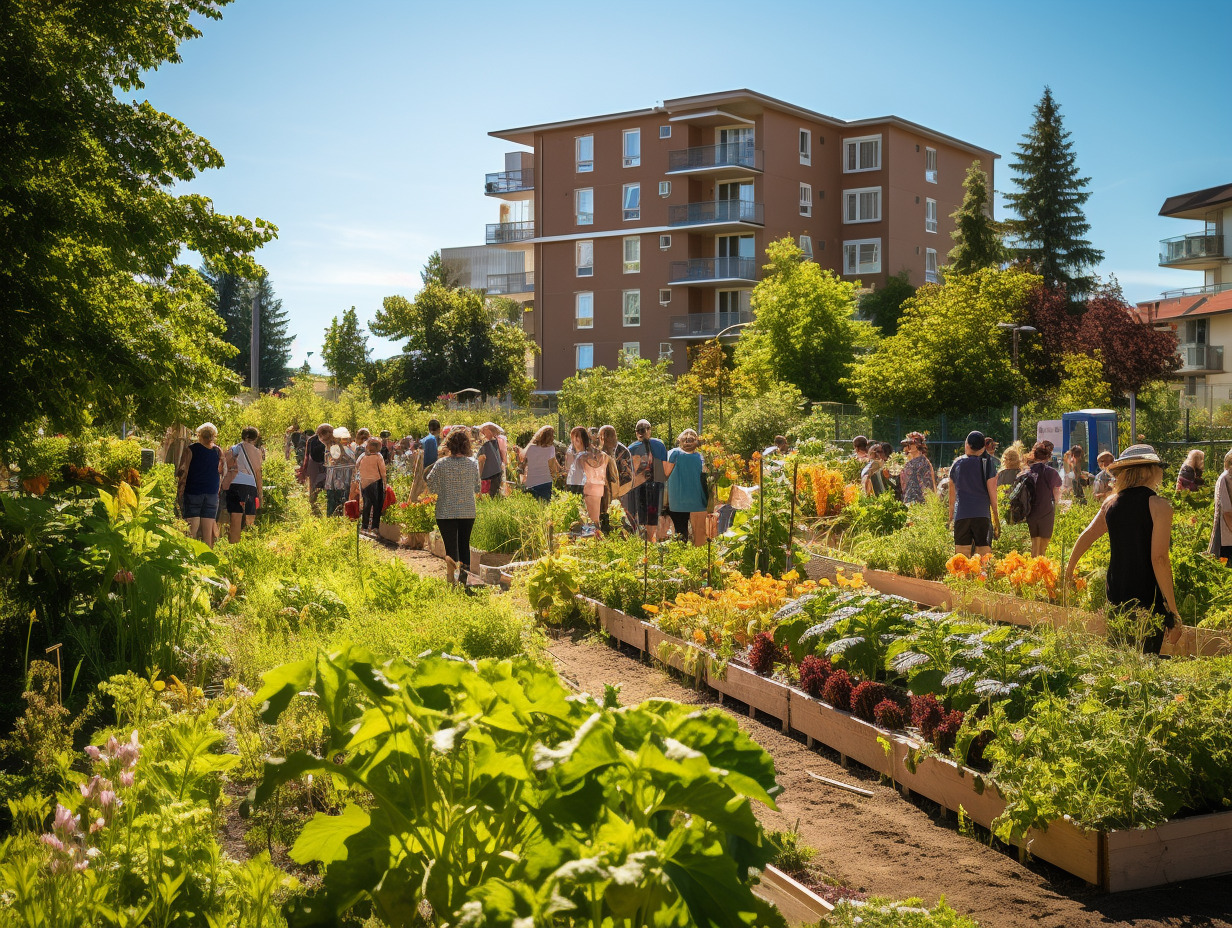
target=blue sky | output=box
[140,0,1231,368]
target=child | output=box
[1093,450,1115,502]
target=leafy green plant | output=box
[525,552,581,625]
[721,472,805,577]
[472,493,548,558]
[825,896,979,927]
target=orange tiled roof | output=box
[1136,289,1232,323]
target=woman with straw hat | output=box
[1064,444,1182,653]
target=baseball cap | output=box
[966,430,985,450]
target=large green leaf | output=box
[291,803,371,866]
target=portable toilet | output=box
[1061,409,1118,475]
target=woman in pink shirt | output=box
[357,437,388,533]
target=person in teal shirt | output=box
[663,428,710,545]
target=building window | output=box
[799,235,814,260]
[843,187,881,223]
[659,125,671,139]
[623,236,640,273]
[925,198,938,233]
[575,240,593,277]
[576,188,593,225]
[925,248,939,283]
[621,341,641,363]
[623,183,640,221]
[799,129,811,165]
[576,135,593,173]
[718,289,751,316]
[925,147,938,183]
[843,135,881,172]
[842,239,882,275]
[623,290,641,326]
[659,288,671,304]
[659,234,672,250]
[575,292,594,329]
[799,183,812,217]
[623,128,641,167]
[659,341,673,361]
[658,180,671,197]
[576,343,594,371]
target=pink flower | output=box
[113,569,134,585]
[40,833,65,853]
[84,745,101,761]
[119,770,134,788]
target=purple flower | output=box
[84,745,102,761]
[119,770,134,788]
[39,833,65,853]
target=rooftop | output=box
[1136,288,1232,322]
[1159,183,1232,220]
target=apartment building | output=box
[1136,182,1232,412]
[481,90,998,391]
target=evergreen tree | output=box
[321,307,371,389]
[948,163,1010,274]
[421,250,464,288]
[1005,87,1104,295]
[200,262,294,389]
[858,270,916,336]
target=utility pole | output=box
[250,286,260,395]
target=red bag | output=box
[344,499,360,520]
[384,484,397,508]
[481,479,491,495]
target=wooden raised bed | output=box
[469,547,513,576]
[756,865,833,925]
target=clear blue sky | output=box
[139,0,1232,368]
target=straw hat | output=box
[333,426,352,441]
[1106,444,1162,473]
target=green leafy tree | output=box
[0,0,276,450]
[743,237,875,401]
[321,307,371,390]
[1005,87,1104,295]
[200,263,293,390]
[858,270,917,336]
[949,163,1010,274]
[1056,351,1112,410]
[558,359,691,440]
[847,267,1041,417]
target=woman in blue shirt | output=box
[176,422,225,548]
[663,429,709,545]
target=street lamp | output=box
[997,323,1037,443]
[712,321,751,432]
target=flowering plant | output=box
[387,493,437,533]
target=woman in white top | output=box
[224,426,263,543]
[1211,449,1232,562]
[565,426,588,494]
[519,425,560,502]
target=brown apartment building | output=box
[481,90,998,391]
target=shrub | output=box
[873,699,906,730]
[851,680,888,722]
[798,655,832,697]
[748,632,777,676]
[821,669,853,711]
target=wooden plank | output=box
[1105,809,1232,891]
[805,552,865,583]
[597,604,648,651]
[863,569,953,609]
[787,689,894,776]
[708,662,790,727]
[756,865,833,925]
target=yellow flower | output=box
[152,680,166,692]
[643,604,659,615]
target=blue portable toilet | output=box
[1061,409,1119,475]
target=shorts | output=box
[226,483,259,516]
[634,482,663,526]
[1027,507,1056,540]
[954,516,991,548]
[182,492,218,520]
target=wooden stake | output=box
[45,643,62,705]
[806,770,874,798]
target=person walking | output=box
[565,427,590,495]
[948,431,1000,557]
[1176,449,1206,493]
[997,445,1024,490]
[663,429,709,545]
[324,426,356,517]
[1209,449,1232,562]
[303,423,331,514]
[983,436,1001,472]
[1023,441,1064,556]
[357,437,388,534]
[1093,450,1115,502]
[861,446,886,496]
[899,432,936,504]
[1063,446,1092,504]
[851,435,870,463]
[599,425,633,529]
[477,422,506,499]
[223,427,263,543]
[576,438,611,529]
[426,428,481,586]
[1065,445,1182,654]
[629,419,668,542]
[421,419,441,469]
[520,426,559,502]
[176,422,225,548]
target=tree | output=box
[0,0,276,449]
[948,163,1010,274]
[1056,352,1112,410]
[322,307,371,390]
[858,270,916,336]
[1075,284,1179,396]
[742,237,876,401]
[1005,87,1103,296]
[200,262,294,390]
[558,359,691,441]
[421,250,464,288]
[847,267,1040,417]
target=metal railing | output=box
[485,220,535,245]
[925,270,942,284]
[1178,343,1224,372]
[667,200,764,227]
[669,311,753,338]
[1161,281,1232,300]
[484,169,533,196]
[668,256,758,283]
[485,271,534,295]
[667,143,764,173]
[1159,232,1224,265]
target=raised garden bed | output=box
[756,866,833,926]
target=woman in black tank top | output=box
[1064,445,1182,654]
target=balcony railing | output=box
[667,200,764,227]
[1161,281,1232,300]
[669,256,758,284]
[485,271,534,295]
[1178,343,1224,372]
[666,143,764,174]
[484,169,534,196]
[925,270,942,284]
[485,221,535,245]
[1160,232,1224,265]
[669,311,753,339]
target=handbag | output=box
[481,479,491,495]
[344,498,360,520]
[384,483,397,508]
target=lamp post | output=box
[997,323,1037,444]
[712,320,751,432]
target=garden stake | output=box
[756,453,765,574]
[806,770,873,798]
[706,536,712,588]
[643,530,649,605]
[45,642,62,705]
[786,459,799,572]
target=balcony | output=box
[485,221,535,245]
[1178,343,1224,372]
[669,310,753,339]
[666,143,764,178]
[484,169,534,200]
[485,271,534,295]
[669,256,758,286]
[1161,281,1232,300]
[1159,232,1225,268]
[667,200,764,230]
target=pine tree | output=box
[948,163,1010,274]
[1005,87,1104,295]
[421,250,464,288]
[321,306,371,389]
[200,262,294,389]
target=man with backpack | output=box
[948,431,1000,557]
[1009,441,1064,556]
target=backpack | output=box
[1007,469,1037,525]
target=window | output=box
[798,235,814,261]
[659,342,673,361]
[575,240,593,277]
[576,343,594,371]
[843,135,881,172]
[659,234,672,249]
[576,135,593,173]
[799,128,811,165]
[658,180,671,197]
[925,198,938,233]
[623,236,640,273]
[575,188,593,225]
[622,341,641,362]
[842,239,882,275]
[843,187,881,223]
[718,290,751,315]
[623,129,641,167]
[659,125,671,139]
[925,147,937,183]
[622,183,640,221]
[575,292,594,329]
[799,183,812,217]
[658,288,671,304]
[925,248,939,283]
[622,290,641,326]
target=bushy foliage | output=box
[821,669,853,711]
[722,380,807,458]
[798,655,833,697]
[748,631,777,675]
[471,493,549,558]
[826,896,979,927]
[874,698,907,731]
[558,358,691,441]
[851,680,888,722]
